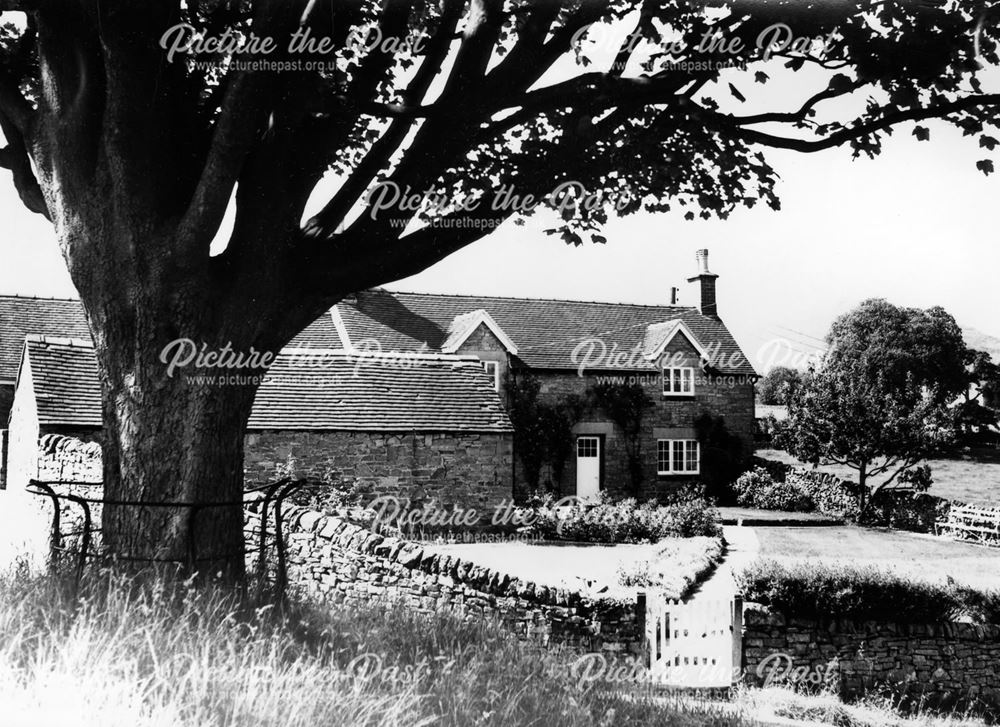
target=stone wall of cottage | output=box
[244,501,644,654]
[742,607,1000,709]
[37,432,103,483]
[514,357,755,502]
[244,430,514,511]
[19,429,514,533]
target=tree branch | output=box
[0,70,34,136]
[706,93,1000,153]
[0,110,49,219]
[435,0,505,102]
[728,79,866,126]
[302,0,465,239]
[178,71,271,251]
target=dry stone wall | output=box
[743,606,1000,709]
[244,500,644,655]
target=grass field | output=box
[756,448,1000,507]
[753,524,1000,591]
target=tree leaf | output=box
[827,73,853,94]
[728,83,746,102]
[977,159,995,176]
[912,126,930,141]
[754,71,769,84]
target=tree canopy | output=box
[1,0,999,302]
[825,298,969,406]
[778,299,963,512]
[756,365,803,406]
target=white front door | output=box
[576,436,601,501]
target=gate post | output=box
[636,591,648,665]
[731,595,744,684]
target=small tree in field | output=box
[777,300,962,513]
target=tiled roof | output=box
[22,337,512,432]
[25,337,102,426]
[288,312,341,349]
[0,295,339,382]
[0,296,91,382]
[335,290,758,376]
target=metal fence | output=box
[26,477,308,598]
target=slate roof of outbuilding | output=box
[24,336,101,426]
[21,337,512,432]
[0,296,91,382]
[334,289,758,376]
[0,295,342,382]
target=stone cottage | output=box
[323,249,759,500]
[1,248,757,503]
[6,336,513,509]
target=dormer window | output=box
[662,366,695,396]
[482,361,500,391]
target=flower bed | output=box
[517,491,720,543]
[616,536,725,600]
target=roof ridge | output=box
[375,288,695,310]
[0,293,82,302]
[25,334,94,347]
[278,348,485,364]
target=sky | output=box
[3,116,993,374]
[1,14,997,374]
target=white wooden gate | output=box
[643,593,742,688]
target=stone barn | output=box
[6,336,514,512]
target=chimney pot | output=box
[687,249,719,318]
[696,249,711,275]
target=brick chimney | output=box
[687,249,719,318]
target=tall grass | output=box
[735,686,991,727]
[0,562,746,727]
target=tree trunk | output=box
[857,463,868,514]
[97,332,261,578]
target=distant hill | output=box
[964,327,1000,362]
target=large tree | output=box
[1,0,998,572]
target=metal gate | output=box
[643,593,742,688]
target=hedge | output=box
[736,559,1000,624]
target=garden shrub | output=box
[520,493,720,543]
[733,467,815,512]
[736,559,1000,624]
[291,477,372,512]
[954,585,1000,624]
[861,490,950,533]
[789,470,858,519]
[749,457,859,518]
